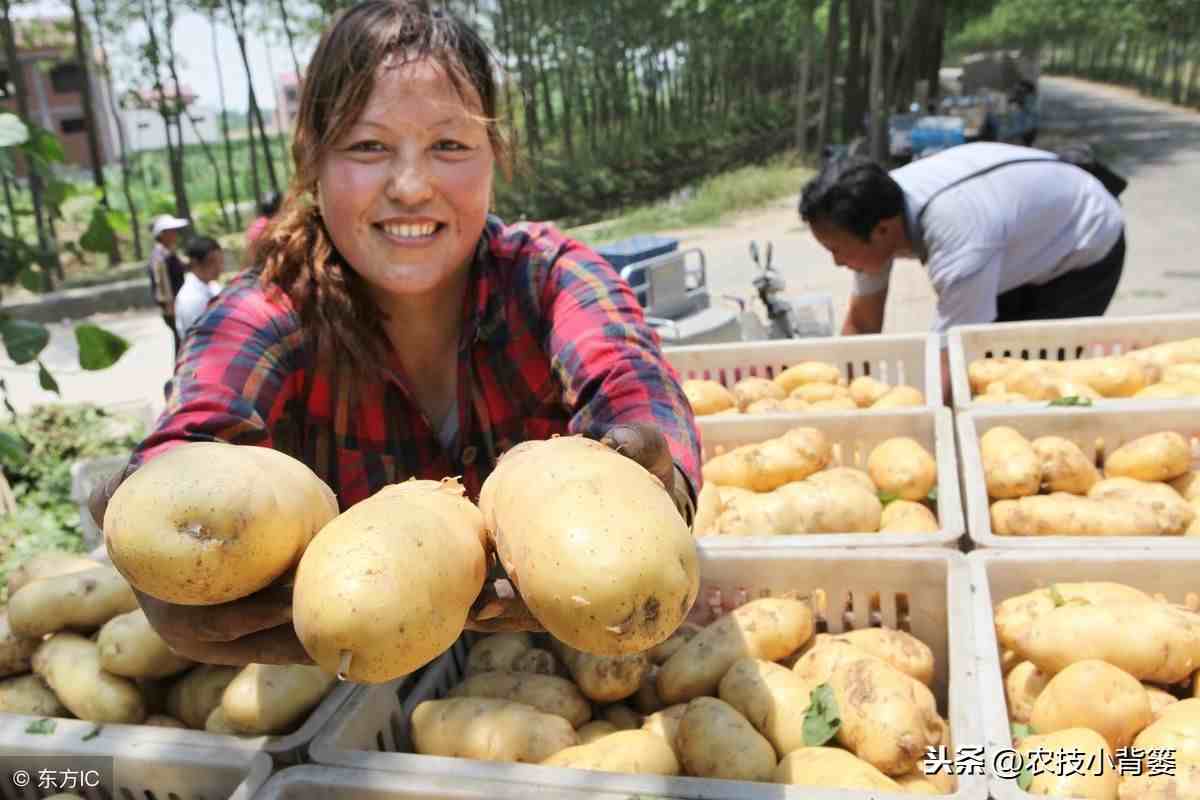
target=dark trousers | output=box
[995,231,1126,323]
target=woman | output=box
[91,0,701,667]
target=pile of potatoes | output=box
[967,336,1200,405]
[411,597,957,794]
[981,426,1200,536]
[683,360,925,417]
[996,581,1200,798]
[692,425,940,536]
[0,552,335,735]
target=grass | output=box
[568,152,815,246]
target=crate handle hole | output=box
[895,593,912,632]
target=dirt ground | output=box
[3,75,1199,419]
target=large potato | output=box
[104,442,338,605]
[294,479,488,683]
[1171,471,1200,501]
[647,623,701,665]
[849,376,891,407]
[466,633,533,675]
[32,633,145,723]
[6,552,100,598]
[1005,660,1048,724]
[411,697,578,762]
[1119,763,1200,800]
[879,500,939,533]
[867,437,936,501]
[1030,659,1151,751]
[166,664,240,729]
[576,720,618,744]
[1017,728,1118,800]
[449,671,591,728]
[0,611,38,679]
[1128,338,1200,369]
[97,609,193,679]
[731,377,786,410]
[1063,356,1152,397]
[478,436,699,656]
[871,386,925,408]
[994,582,1153,651]
[541,728,680,775]
[676,696,777,781]
[1132,698,1200,767]
[683,380,736,415]
[981,426,1041,500]
[1145,685,1180,719]
[641,704,687,757]
[789,382,851,404]
[806,466,877,494]
[968,356,1035,394]
[717,657,813,757]
[552,641,649,704]
[599,703,642,730]
[702,427,831,492]
[0,674,67,715]
[657,597,814,704]
[1032,436,1101,495]
[633,667,665,715]
[221,663,336,735]
[1088,477,1196,535]
[1104,432,1191,482]
[990,493,1163,537]
[774,747,902,791]
[774,361,841,392]
[825,628,935,687]
[512,648,560,676]
[7,566,138,638]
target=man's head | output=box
[799,156,908,275]
[151,214,189,249]
[185,236,224,282]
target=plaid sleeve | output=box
[532,228,702,500]
[130,284,303,469]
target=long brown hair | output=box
[249,0,512,391]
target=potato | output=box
[702,427,831,492]
[641,704,687,756]
[479,436,699,656]
[1119,762,1200,800]
[466,633,533,676]
[633,667,665,715]
[896,772,948,794]
[1013,601,1200,684]
[1104,432,1191,482]
[850,376,892,407]
[792,637,876,686]
[167,664,240,729]
[552,641,649,704]
[1001,648,1021,676]
[600,703,642,730]
[744,398,783,414]
[32,633,145,723]
[1000,362,1066,401]
[1088,477,1196,535]
[994,582,1154,651]
[809,397,859,411]
[0,611,38,679]
[511,648,559,676]
[731,377,786,410]
[1005,660,1048,724]
[541,728,680,775]
[1064,356,1151,397]
[0,674,68,716]
[879,500,939,533]
[973,391,1032,405]
[647,623,701,665]
[96,609,193,679]
[6,552,100,598]
[677,696,777,781]
[806,466,877,494]
[713,479,881,536]
[981,426,1041,499]
[1164,364,1200,383]
[991,492,1163,536]
[657,597,814,704]
[1135,380,1200,399]
[1132,698,1200,766]
[774,361,841,392]
[412,697,578,762]
[870,385,925,408]
[717,657,814,756]
[295,478,487,683]
[104,442,338,605]
[868,437,936,501]
[683,379,736,415]
[774,747,902,790]
[205,706,239,734]
[144,714,187,728]
[1017,728,1118,800]
[221,663,335,735]
[448,671,591,728]
[1032,436,1101,494]
[1128,338,1200,368]
[1171,471,1200,502]
[7,566,138,638]
[825,628,935,687]
[576,720,618,744]
[1030,660,1151,751]
[1145,686,1180,719]
[789,382,851,404]
[692,482,724,537]
[968,356,1028,394]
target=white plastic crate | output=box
[664,332,942,410]
[0,713,271,800]
[308,549,985,800]
[967,549,1200,800]
[695,408,964,549]
[946,312,1200,410]
[957,405,1200,549]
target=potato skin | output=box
[994,582,1153,652]
[991,492,1163,537]
[867,437,937,501]
[1087,477,1196,535]
[32,633,145,723]
[540,729,680,775]
[0,611,38,679]
[981,426,1041,500]
[871,386,925,408]
[850,376,891,408]
[466,633,532,676]
[731,377,786,410]
[1133,698,1200,767]
[576,720,618,744]
[774,362,841,392]
[1017,728,1118,800]
[411,697,578,763]
[448,670,591,728]
[1119,762,1200,800]
[677,696,777,782]
[7,566,138,638]
[1030,660,1151,751]
[1004,661,1048,724]
[683,380,736,415]
[774,747,903,791]
[717,657,814,757]
[96,609,193,679]
[7,552,100,598]
[167,664,240,729]
[600,704,642,730]
[0,674,67,716]
[826,628,935,687]
[553,641,649,704]
[1032,436,1100,494]
[657,598,814,704]
[879,500,939,533]
[221,663,335,735]
[1104,432,1191,482]
[703,427,831,492]
[647,623,701,665]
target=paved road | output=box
[3,75,1199,420]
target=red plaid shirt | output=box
[132,216,702,512]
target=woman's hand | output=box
[598,422,695,526]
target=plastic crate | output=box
[309,549,985,800]
[946,313,1200,410]
[957,405,1200,549]
[967,549,1200,800]
[695,408,964,549]
[595,234,679,271]
[0,713,271,800]
[664,333,942,410]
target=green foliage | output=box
[802,683,841,746]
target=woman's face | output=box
[316,57,495,302]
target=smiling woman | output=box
[87,0,702,668]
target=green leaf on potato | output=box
[1011,721,1034,740]
[802,683,840,746]
[878,491,901,507]
[25,718,55,734]
[1048,395,1092,407]
[1017,765,1033,791]
[1049,584,1066,607]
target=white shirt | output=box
[174,272,221,341]
[852,142,1125,333]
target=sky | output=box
[15,1,316,113]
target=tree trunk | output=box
[225,0,279,194]
[186,114,230,232]
[275,0,303,82]
[246,86,263,208]
[795,1,813,154]
[91,0,141,258]
[844,0,867,142]
[818,0,842,152]
[210,8,241,231]
[161,0,192,224]
[869,0,888,162]
[924,0,946,106]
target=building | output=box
[0,16,121,174]
[120,85,222,153]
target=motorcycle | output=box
[724,240,835,341]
